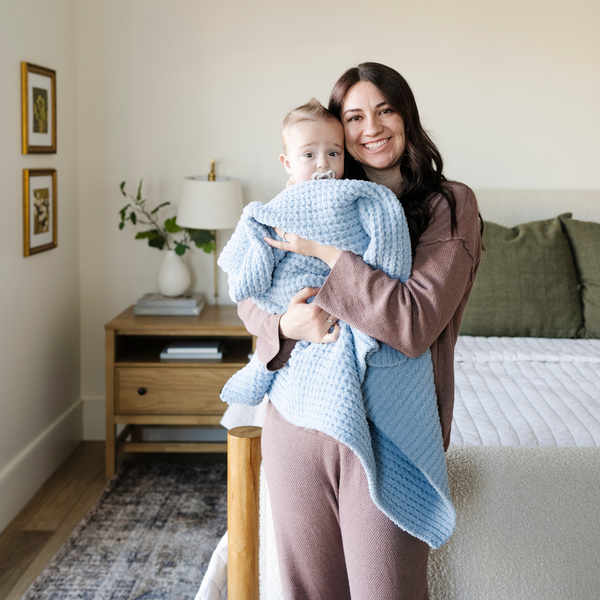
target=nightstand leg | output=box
[105,420,116,479]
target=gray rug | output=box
[23,461,227,599]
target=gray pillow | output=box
[460,214,583,338]
[559,215,600,338]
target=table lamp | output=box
[176,160,243,303]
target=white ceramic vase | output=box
[156,250,191,297]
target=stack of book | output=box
[134,293,205,316]
[160,341,225,361]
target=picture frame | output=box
[21,62,56,154]
[23,169,57,256]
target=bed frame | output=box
[228,427,262,600]
[225,191,600,600]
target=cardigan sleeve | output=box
[237,298,296,371]
[315,185,480,357]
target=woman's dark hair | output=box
[329,62,457,251]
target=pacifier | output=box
[311,170,336,181]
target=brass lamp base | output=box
[213,229,218,303]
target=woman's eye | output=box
[380,108,393,115]
[346,115,360,122]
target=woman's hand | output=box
[279,287,340,343]
[264,228,342,269]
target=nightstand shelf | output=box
[105,305,253,478]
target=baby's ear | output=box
[279,154,293,175]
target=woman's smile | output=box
[362,137,391,151]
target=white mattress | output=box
[451,337,600,448]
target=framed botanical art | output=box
[21,62,56,154]
[23,169,57,256]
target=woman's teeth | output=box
[364,139,389,150]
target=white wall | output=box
[0,0,597,522]
[0,0,593,534]
[0,0,81,530]
[76,0,600,436]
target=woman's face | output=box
[341,81,406,173]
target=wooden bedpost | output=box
[228,426,262,600]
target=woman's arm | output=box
[315,187,481,356]
[315,240,475,357]
[237,299,295,371]
[260,185,480,355]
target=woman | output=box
[238,62,482,600]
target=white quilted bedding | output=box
[451,337,600,447]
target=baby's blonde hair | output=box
[281,98,341,152]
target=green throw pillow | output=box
[559,215,600,338]
[460,214,583,338]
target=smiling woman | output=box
[235,62,483,600]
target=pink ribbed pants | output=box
[262,402,430,600]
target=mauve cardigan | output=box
[237,182,482,451]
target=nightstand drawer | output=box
[116,367,236,415]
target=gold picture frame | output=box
[21,62,57,154]
[23,169,57,256]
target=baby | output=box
[218,100,451,550]
[279,98,345,186]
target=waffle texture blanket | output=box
[218,179,455,548]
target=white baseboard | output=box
[83,398,105,440]
[0,400,83,533]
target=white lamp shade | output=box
[176,175,243,230]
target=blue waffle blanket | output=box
[218,179,455,548]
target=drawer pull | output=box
[137,387,147,396]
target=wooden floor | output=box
[0,442,227,599]
[0,442,106,600]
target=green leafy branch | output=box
[118,180,215,256]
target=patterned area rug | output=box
[23,461,227,599]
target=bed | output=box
[197,190,600,600]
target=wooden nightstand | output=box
[104,305,253,479]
